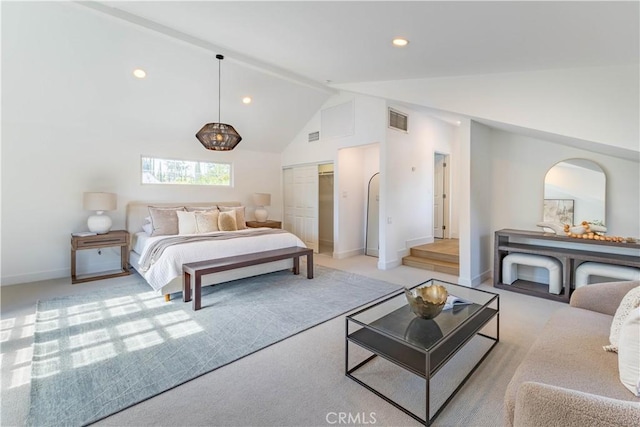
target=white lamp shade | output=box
[252,193,271,207]
[83,192,117,211]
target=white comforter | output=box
[136,228,305,291]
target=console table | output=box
[494,229,640,302]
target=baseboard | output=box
[319,239,334,246]
[379,258,401,270]
[471,269,492,287]
[365,248,379,257]
[406,236,434,248]
[334,248,364,259]
[1,267,69,286]
[1,261,123,286]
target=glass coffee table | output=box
[345,279,499,425]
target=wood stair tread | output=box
[402,256,459,267]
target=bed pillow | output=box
[218,211,237,231]
[219,206,247,229]
[618,307,640,396]
[195,211,219,233]
[176,211,198,235]
[185,206,218,212]
[141,216,153,235]
[148,206,186,236]
[604,286,640,352]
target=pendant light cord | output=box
[218,56,221,123]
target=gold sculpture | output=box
[404,284,449,319]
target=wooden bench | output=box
[182,246,314,310]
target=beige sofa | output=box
[505,280,640,427]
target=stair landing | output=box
[402,239,459,276]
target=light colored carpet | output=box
[26,265,401,426]
[1,254,565,426]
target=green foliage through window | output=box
[141,157,232,186]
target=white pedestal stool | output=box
[502,253,563,294]
[574,262,640,288]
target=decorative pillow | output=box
[176,211,198,235]
[218,211,237,231]
[148,206,186,236]
[140,216,153,234]
[195,211,219,233]
[185,206,218,212]
[618,307,640,396]
[142,222,153,235]
[219,206,247,230]
[604,286,640,352]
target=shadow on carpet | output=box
[27,266,401,426]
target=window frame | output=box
[140,156,234,187]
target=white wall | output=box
[380,104,455,269]
[283,95,457,270]
[1,3,284,285]
[281,93,387,166]
[489,129,640,238]
[469,122,494,285]
[335,148,365,258]
[334,65,640,154]
[282,93,387,260]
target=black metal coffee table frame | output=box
[345,280,499,426]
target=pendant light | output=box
[196,54,242,151]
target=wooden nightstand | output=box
[71,230,131,284]
[245,220,282,229]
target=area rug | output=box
[27,266,401,426]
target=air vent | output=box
[389,108,408,132]
[308,131,320,142]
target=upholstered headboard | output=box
[125,201,241,246]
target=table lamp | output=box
[83,192,117,234]
[252,193,271,222]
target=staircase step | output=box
[402,256,459,276]
[410,247,459,264]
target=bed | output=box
[126,201,306,299]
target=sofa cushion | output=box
[514,382,640,427]
[504,306,640,425]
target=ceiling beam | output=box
[75,1,337,95]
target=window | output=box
[141,157,232,186]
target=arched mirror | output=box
[365,173,380,257]
[543,159,606,226]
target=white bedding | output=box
[133,228,305,291]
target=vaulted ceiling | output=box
[76,1,639,152]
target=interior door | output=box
[283,165,319,252]
[434,154,445,239]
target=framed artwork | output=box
[544,199,574,225]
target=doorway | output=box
[434,153,450,239]
[318,164,334,255]
[283,163,334,255]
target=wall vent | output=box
[308,131,320,142]
[388,108,408,132]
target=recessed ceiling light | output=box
[242,96,252,104]
[392,38,409,47]
[133,68,146,79]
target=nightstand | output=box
[245,220,282,229]
[71,230,131,284]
